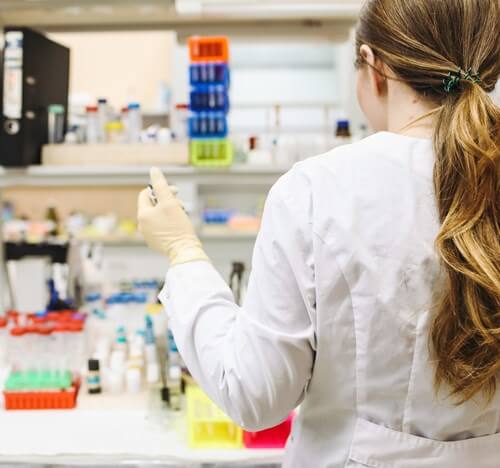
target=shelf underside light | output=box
[175,0,362,18]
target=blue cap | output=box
[337,120,350,130]
[98,98,107,104]
[128,102,141,110]
[85,293,101,302]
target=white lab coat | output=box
[160,132,500,467]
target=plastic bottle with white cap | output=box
[127,102,143,143]
[85,105,99,143]
[126,366,142,393]
[97,98,109,143]
[108,349,126,394]
[167,365,182,411]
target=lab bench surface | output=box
[0,391,284,466]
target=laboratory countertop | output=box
[0,390,284,466]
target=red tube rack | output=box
[243,413,294,449]
[3,379,80,410]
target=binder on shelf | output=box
[0,27,70,167]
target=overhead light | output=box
[176,0,202,15]
[177,0,361,18]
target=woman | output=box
[138,0,499,466]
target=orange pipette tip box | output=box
[189,36,229,63]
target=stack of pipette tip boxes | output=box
[188,36,233,167]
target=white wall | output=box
[48,31,176,112]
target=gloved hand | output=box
[137,167,209,266]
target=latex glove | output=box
[138,167,209,266]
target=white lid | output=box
[168,365,182,381]
[126,367,142,393]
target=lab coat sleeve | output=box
[159,167,316,431]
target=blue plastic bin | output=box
[190,63,230,87]
[190,85,229,113]
[189,113,228,138]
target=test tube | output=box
[208,63,215,83]
[36,325,53,386]
[24,325,37,377]
[8,327,26,374]
[53,322,68,377]
[0,316,8,367]
[69,321,85,375]
[200,64,208,83]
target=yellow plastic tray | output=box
[186,385,242,449]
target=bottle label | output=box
[3,31,23,119]
[87,375,101,386]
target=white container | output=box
[86,105,99,144]
[97,98,109,143]
[172,104,189,142]
[47,104,65,144]
[126,367,142,393]
[146,361,160,384]
[108,368,125,393]
[127,103,143,143]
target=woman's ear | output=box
[359,44,388,98]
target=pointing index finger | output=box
[150,167,174,202]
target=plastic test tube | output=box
[36,325,53,386]
[53,323,68,377]
[0,316,8,367]
[22,325,36,378]
[70,321,85,375]
[8,327,26,374]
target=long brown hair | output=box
[356,0,500,404]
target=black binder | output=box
[0,27,69,167]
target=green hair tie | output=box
[443,67,481,93]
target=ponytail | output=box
[431,84,500,403]
[356,0,500,404]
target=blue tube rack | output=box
[188,113,228,139]
[190,85,230,113]
[190,63,230,87]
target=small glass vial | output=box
[87,358,102,394]
[333,119,352,148]
[167,365,182,411]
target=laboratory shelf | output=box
[73,228,258,246]
[199,226,259,240]
[0,165,289,188]
[0,391,284,466]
